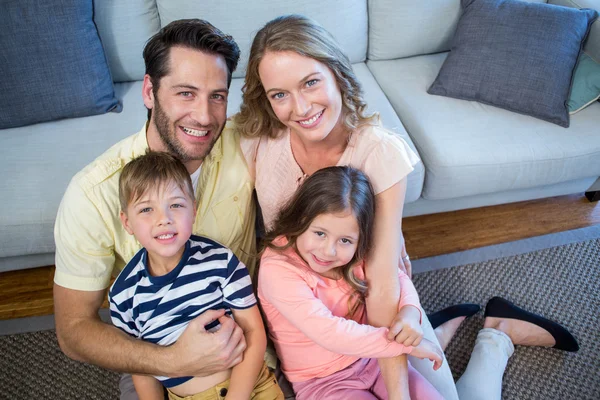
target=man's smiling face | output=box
[144,46,229,168]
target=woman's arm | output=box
[364,179,410,400]
[225,305,267,400]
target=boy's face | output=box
[120,181,196,270]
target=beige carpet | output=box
[413,238,600,400]
[1,238,598,399]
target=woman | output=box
[235,15,578,400]
[237,15,425,398]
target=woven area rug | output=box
[1,239,598,399]
[413,238,600,400]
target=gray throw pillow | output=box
[427,0,598,127]
[0,0,122,129]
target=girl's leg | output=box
[293,359,379,400]
[371,361,444,400]
[408,310,459,400]
[455,328,514,400]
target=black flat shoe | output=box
[428,303,481,329]
[484,296,579,352]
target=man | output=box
[53,19,255,399]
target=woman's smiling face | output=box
[259,51,345,143]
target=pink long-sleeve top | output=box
[257,237,422,383]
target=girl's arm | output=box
[225,305,267,400]
[132,375,164,400]
[259,260,411,359]
[363,179,410,400]
[388,269,424,346]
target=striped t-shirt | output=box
[109,235,256,387]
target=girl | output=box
[257,166,443,400]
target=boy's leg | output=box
[407,310,459,400]
[251,362,285,400]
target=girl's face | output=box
[295,211,359,279]
[258,51,345,143]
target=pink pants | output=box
[291,358,443,400]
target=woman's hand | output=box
[388,305,423,346]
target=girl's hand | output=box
[387,305,423,346]
[409,338,443,370]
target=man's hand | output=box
[409,338,443,371]
[168,309,246,377]
[388,305,423,346]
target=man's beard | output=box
[153,97,222,163]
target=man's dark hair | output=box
[143,19,240,117]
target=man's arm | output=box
[54,284,246,377]
[224,305,267,400]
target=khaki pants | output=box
[167,362,284,400]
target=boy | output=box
[109,151,283,400]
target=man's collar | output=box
[132,122,150,157]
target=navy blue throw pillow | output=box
[0,0,122,129]
[427,0,598,128]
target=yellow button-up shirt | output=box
[54,121,256,291]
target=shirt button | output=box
[219,387,228,397]
[233,196,238,201]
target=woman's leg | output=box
[408,310,459,400]
[455,328,514,400]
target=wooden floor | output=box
[1,193,598,321]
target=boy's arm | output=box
[132,375,164,400]
[225,305,267,400]
[54,285,244,377]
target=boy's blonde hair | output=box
[119,151,195,212]
[235,14,378,139]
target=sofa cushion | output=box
[0,82,146,260]
[368,53,600,201]
[549,0,600,114]
[94,0,161,83]
[367,0,546,60]
[568,53,600,114]
[0,0,122,129]
[427,0,597,128]
[156,0,368,78]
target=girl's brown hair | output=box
[235,14,378,139]
[265,166,376,317]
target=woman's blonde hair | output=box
[235,14,378,139]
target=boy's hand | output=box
[387,305,423,346]
[408,338,443,371]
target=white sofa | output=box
[1,0,599,273]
